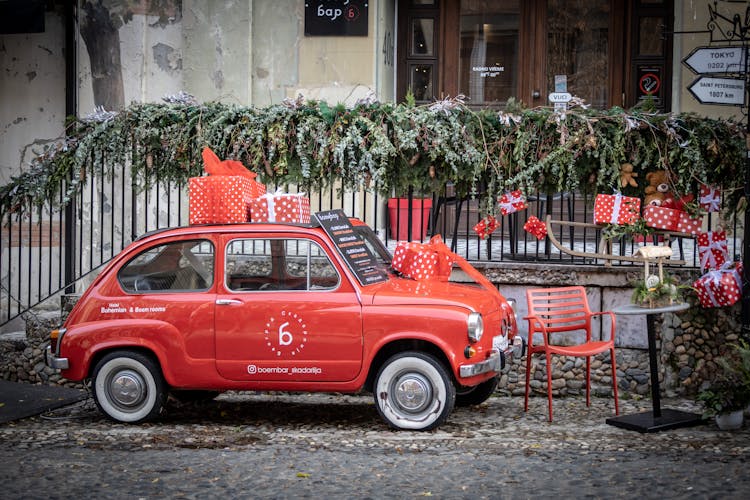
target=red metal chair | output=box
[524,286,619,421]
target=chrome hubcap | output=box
[109,370,146,408]
[393,373,432,413]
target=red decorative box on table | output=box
[249,191,311,223]
[391,235,455,281]
[594,194,641,225]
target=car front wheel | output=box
[373,351,455,431]
[455,377,498,407]
[92,350,167,423]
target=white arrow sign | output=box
[682,46,746,74]
[548,92,572,103]
[688,76,746,106]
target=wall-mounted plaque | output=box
[305,1,368,37]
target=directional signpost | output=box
[682,46,746,74]
[687,76,746,105]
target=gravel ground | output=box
[1,392,749,499]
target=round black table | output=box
[606,302,705,433]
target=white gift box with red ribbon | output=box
[498,190,528,216]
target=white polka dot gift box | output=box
[189,175,266,225]
[693,262,743,308]
[593,193,641,225]
[391,235,455,281]
[249,191,311,224]
[643,205,680,231]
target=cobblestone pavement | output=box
[1,391,749,499]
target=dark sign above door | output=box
[305,1,368,37]
[315,210,389,286]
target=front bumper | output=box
[458,336,525,379]
[45,345,69,370]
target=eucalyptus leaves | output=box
[1,97,745,220]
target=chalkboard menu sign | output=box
[315,210,389,286]
[305,1,368,37]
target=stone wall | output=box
[0,263,742,400]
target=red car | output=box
[46,211,522,430]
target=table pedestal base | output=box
[606,409,705,433]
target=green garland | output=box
[1,97,746,221]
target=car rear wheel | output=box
[92,351,167,423]
[455,377,498,407]
[373,351,455,431]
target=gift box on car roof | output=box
[189,148,266,225]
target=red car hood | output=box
[366,277,501,313]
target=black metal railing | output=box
[3,157,722,327]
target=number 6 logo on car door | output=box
[264,310,308,356]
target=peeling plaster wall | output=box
[251,0,300,107]
[182,0,252,105]
[0,8,66,184]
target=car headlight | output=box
[467,312,484,343]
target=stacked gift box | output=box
[594,193,641,225]
[189,147,311,225]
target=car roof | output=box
[134,221,324,242]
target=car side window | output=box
[225,238,339,292]
[118,239,214,293]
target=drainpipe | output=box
[64,0,77,294]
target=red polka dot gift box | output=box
[189,175,265,224]
[249,191,311,224]
[594,193,641,225]
[693,262,743,308]
[643,205,680,231]
[675,211,702,236]
[697,230,729,272]
[391,235,455,281]
[188,147,266,225]
[523,216,547,240]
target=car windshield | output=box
[353,225,392,267]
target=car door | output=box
[214,234,363,382]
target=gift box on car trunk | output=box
[391,235,455,281]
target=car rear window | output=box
[118,239,214,293]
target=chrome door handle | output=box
[216,299,242,305]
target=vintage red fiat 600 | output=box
[46,212,522,430]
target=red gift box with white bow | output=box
[693,262,743,308]
[675,211,702,235]
[643,205,680,231]
[524,216,547,240]
[249,191,311,223]
[188,148,266,225]
[594,193,641,225]
[697,230,729,272]
[391,235,455,281]
[699,184,721,212]
[473,216,499,239]
[498,190,528,216]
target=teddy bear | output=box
[619,163,638,188]
[643,170,673,207]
